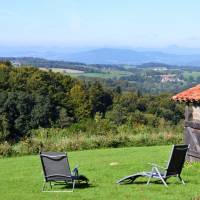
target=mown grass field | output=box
[67,70,133,79]
[1,146,200,200]
[183,71,200,80]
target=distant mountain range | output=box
[1,46,200,66]
[0,57,124,72]
[65,48,200,66]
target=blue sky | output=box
[0,0,200,48]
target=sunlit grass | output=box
[66,70,133,79]
[0,145,200,200]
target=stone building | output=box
[173,84,200,161]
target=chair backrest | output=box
[166,144,189,176]
[40,152,71,181]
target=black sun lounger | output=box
[40,152,88,192]
[117,144,189,187]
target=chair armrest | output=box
[148,163,166,170]
[72,165,79,176]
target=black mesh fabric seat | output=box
[40,152,88,192]
[117,145,189,187]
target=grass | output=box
[0,145,200,200]
[183,71,200,80]
[39,67,133,79]
[67,70,133,79]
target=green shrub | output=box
[9,126,182,156]
[0,119,183,157]
[145,114,160,127]
[128,111,148,125]
[12,138,42,155]
[0,142,13,157]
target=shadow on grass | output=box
[120,179,190,186]
[51,182,94,190]
[60,184,93,190]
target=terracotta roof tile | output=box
[172,84,200,102]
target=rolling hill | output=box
[65,48,200,65]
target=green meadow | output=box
[1,145,200,200]
[183,71,200,80]
[67,70,133,79]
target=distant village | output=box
[160,74,183,83]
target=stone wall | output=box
[192,106,200,121]
[185,105,200,161]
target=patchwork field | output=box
[183,71,200,80]
[1,146,200,200]
[39,67,84,74]
[39,67,133,79]
[67,70,133,79]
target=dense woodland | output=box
[2,57,200,94]
[0,61,183,139]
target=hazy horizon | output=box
[1,0,200,48]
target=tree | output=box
[30,95,53,129]
[57,107,74,128]
[115,92,137,113]
[0,64,12,90]
[106,104,127,125]
[70,83,91,120]
[0,113,10,141]
[88,82,112,116]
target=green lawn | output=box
[1,146,200,200]
[183,71,200,80]
[67,70,133,79]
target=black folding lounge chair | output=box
[117,144,189,187]
[40,152,88,192]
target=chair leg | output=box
[178,175,185,185]
[147,175,152,185]
[159,176,168,187]
[147,167,155,185]
[154,167,168,187]
[50,181,53,189]
[72,180,76,192]
[42,181,46,192]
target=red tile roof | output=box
[172,84,200,102]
